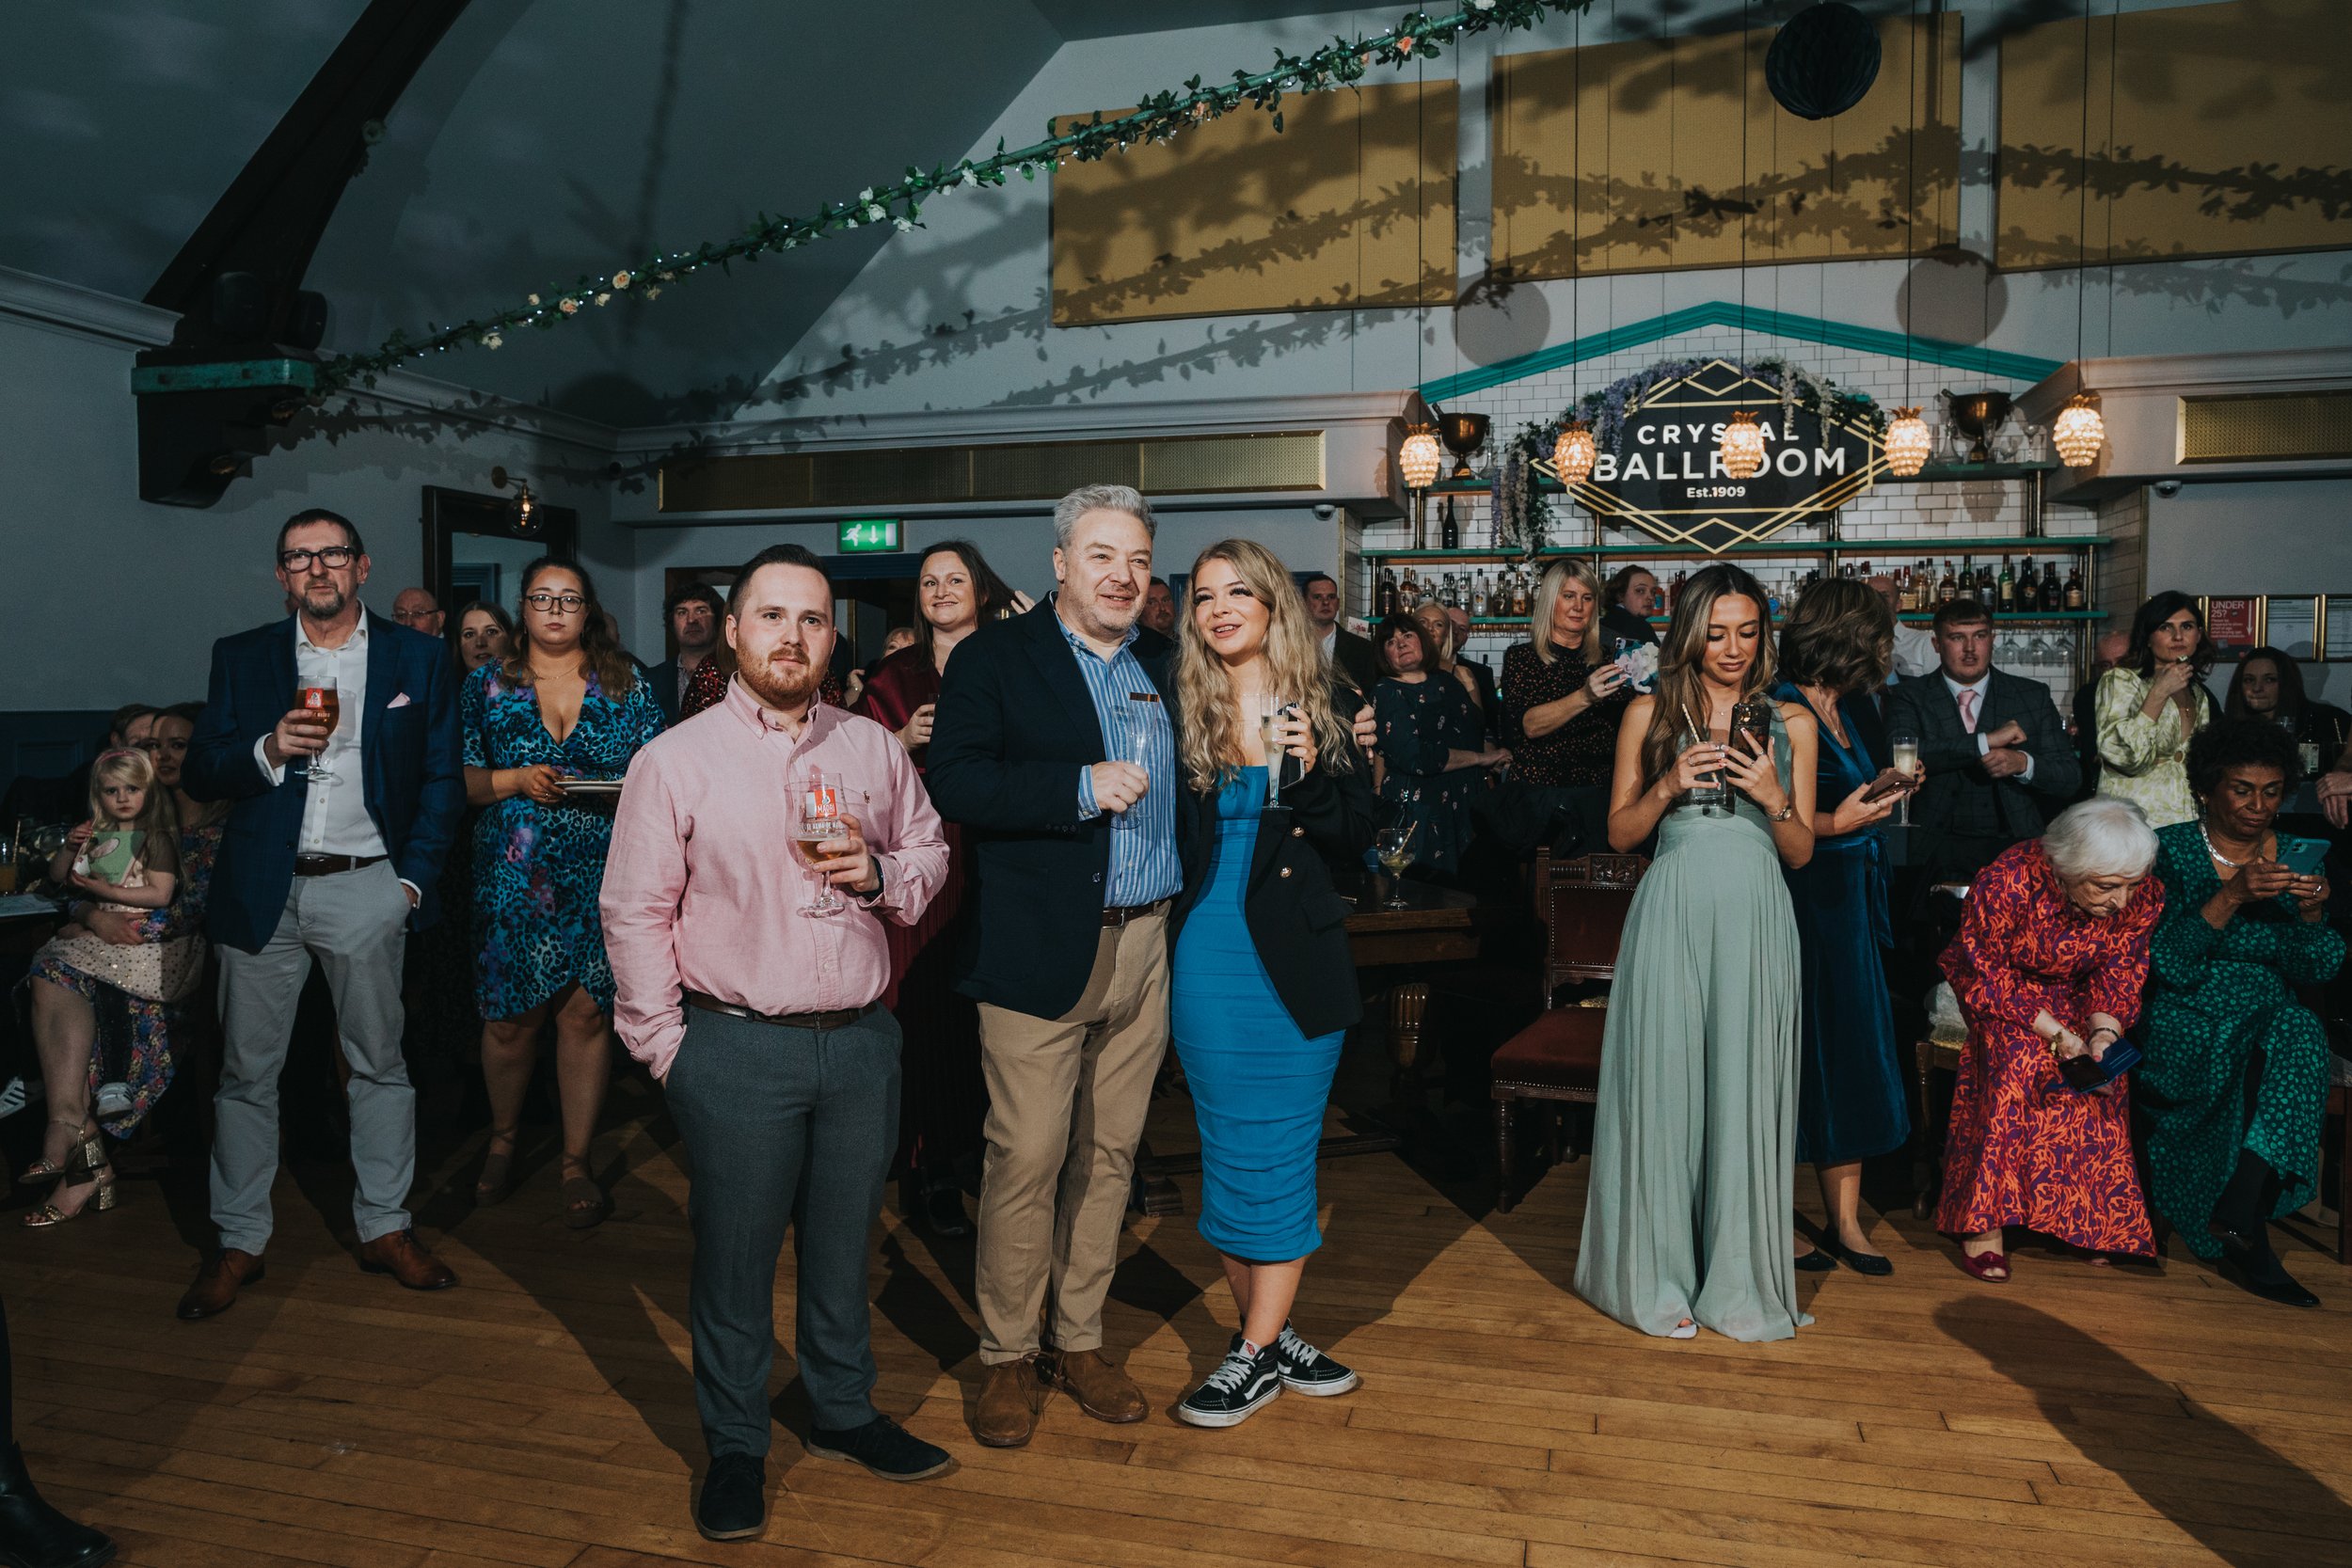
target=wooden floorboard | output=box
[8,1097,2352,1568]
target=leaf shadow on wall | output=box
[1934,1297,2352,1568]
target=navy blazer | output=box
[925,603,1176,1021]
[183,613,466,952]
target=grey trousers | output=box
[663,1004,901,1456]
[212,861,416,1255]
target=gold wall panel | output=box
[659,432,1326,514]
[2178,391,2352,464]
[1490,14,1960,280]
[1997,0,2352,270]
[1050,81,1456,325]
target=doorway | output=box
[422,486,579,620]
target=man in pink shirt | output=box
[601,545,953,1541]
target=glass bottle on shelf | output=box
[1938,561,1957,602]
[1511,570,1532,617]
[1439,499,1460,551]
[1399,566,1421,610]
[1377,566,1399,619]
[1469,571,1487,619]
[1446,574,1464,610]
[1996,556,2015,613]
[2061,562,2082,610]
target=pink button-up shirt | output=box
[601,675,948,1079]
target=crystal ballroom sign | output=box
[1540,359,1884,553]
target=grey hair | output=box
[2042,798,2158,881]
[1054,484,1155,550]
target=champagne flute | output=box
[297,672,340,784]
[1375,821,1417,909]
[1114,707,1154,831]
[1889,728,1921,827]
[796,768,848,914]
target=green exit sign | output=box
[838,518,901,553]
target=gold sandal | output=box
[18,1117,91,1186]
[24,1132,116,1228]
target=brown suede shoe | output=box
[356,1229,457,1291]
[176,1249,265,1321]
[973,1354,1045,1448]
[1045,1348,1147,1424]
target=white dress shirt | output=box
[252,616,411,893]
[1890,622,1938,680]
[1944,671,2034,784]
[1318,626,1337,662]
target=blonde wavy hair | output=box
[1529,558,1608,665]
[1175,539,1354,791]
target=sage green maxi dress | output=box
[1573,709,1809,1342]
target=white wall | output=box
[2146,478,2352,707]
[0,275,618,712]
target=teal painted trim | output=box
[132,359,319,395]
[1417,303,2062,404]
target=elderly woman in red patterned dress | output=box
[1936,797,2165,1281]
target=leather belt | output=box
[1101,898,1169,928]
[683,990,873,1032]
[294,853,387,877]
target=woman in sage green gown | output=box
[1574,564,1820,1342]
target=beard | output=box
[737,648,822,710]
[299,580,349,620]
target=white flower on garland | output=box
[859,187,874,201]
[893,216,914,232]
[612,271,632,289]
[961,167,978,188]
[864,203,884,222]
[526,293,540,306]
[480,332,502,350]
[593,292,611,306]
[643,286,661,300]
[559,297,579,315]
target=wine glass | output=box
[296,672,340,784]
[1114,707,1156,831]
[796,769,849,915]
[1888,728,1921,827]
[1375,821,1417,909]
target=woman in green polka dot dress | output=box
[2144,718,2342,1308]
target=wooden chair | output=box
[1489,850,1646,1212]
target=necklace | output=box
[2199,820,2252,868]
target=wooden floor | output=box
[8,1079,2352,1568]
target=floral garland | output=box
[318,1,1585,393]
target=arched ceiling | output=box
[0,0,1359,427]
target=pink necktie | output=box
[1956,688,1979,734]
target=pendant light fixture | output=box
[1884,406,1931,475]
[1719,4,1764,483]
[2056,0,2106,469]
[2053,392,2104,467]
[1884,2,1928,478]
[1553,420,1597,484]
[1722,412,1768,479]
[1399,424,1444,490]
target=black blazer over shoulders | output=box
[1168,685,1375,1042]
[925,603,1176,1020]
[1884,666,2080,842]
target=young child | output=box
[50,748,180,922]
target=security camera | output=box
[2154,480,2183,498]
[1312,502,1339,519]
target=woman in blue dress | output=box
[1772,578,1911,1276]
[462,558,665,1227]
[1168,539,1374,1428]
[1369,614,1508,878]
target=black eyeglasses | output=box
[279,546,358,571]
[525,592,588,612]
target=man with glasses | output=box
[391,588,445,638]
[178,509,466,1321]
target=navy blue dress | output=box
[1772,682,1909,1165]
[1170,768,1343,1262]
[1372,676,1482,875]
[462,663,666,1019]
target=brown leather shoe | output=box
[356,1229,457,1291]
[176,1249,264,1321]
[973,1354,1045,1448]
[1045,1348,1147,1424]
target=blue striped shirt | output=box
[1062,614,1181,908]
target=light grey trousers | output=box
[211,861,416,1255]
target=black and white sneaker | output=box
[1242,1323,1359,1397]
[1176,1342,1282,1428]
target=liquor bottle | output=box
[1997,555,2016,613]
[2047,562,2066,610]
[1510,570,1530,617]
[1979,560,1996,598]
[2017,552,2036,600]
[1377,566,1398,619]
[2063,562,2085,610]
[1445,574,1463,610]
[1938,561,1957,602]
[1439,499,1460,551]
[1399,566,1421,610]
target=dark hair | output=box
[1930,596,1993,636]
[2224,645,2307,721]
[2128,591,2214,678]
[729,544,830,607]
[1301,572,1338,594]
[107,702,155,741]
[160,701,204,726]
[1374,613,1438,677]
[663,581,723,621]
[275,508,365,559]
[1149,576,1170,592]
[503,557,636,696]
[914,540,1014,649]
[448,599,514,668]
[1779,577,1892,696]
[1605,564,1657,610]
[2187,714,2303,800]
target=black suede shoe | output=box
[921,1182,973,1239]
[1794,1246,1837,1273]
[0,1443,115,1568]
[804,1415,954,1481]
[2218,1238,2320,1308]
[1822,1239,1894,1277]
[694,1453,767,1542]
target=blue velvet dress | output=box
[1772,682,1909,1166]
[1171,768,1344,1262]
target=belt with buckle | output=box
[683,990,872,1032]
[1101,898,1169,928]
[294,853,387,877]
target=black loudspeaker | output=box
[1765,2,1882,122]
[287,290,329,350]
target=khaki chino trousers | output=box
[974,910,1169,1365]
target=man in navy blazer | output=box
[175,509,466,1321]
